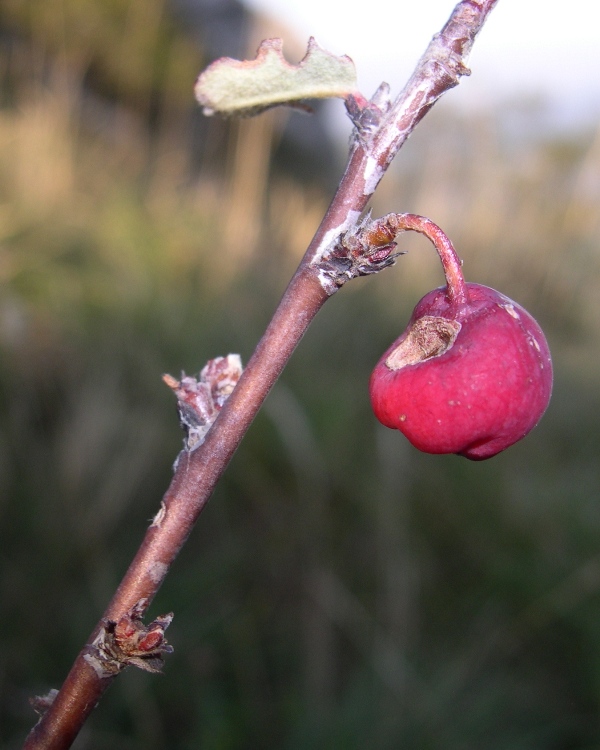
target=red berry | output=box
[369,283,552,460]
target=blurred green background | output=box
[2,1,600,748]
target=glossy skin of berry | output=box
[369,283,552,460]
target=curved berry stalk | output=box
[369,214,553,460]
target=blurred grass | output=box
[2,3,600,748]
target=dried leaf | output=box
[195,37,359,117]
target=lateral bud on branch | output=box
[317,212,405,292]
[29,690,59,717]
[83,600,174,678]
[345,82,393,144]
[163,354,243,453]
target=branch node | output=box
[163,354,243,454]
[317,212,405,289]
[151,500,167,528]
[346,82,392,144]
[29,689,59,717]
[83,600,174,678]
